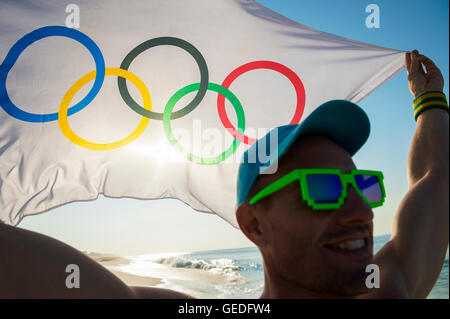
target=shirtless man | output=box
[0,51,448,298]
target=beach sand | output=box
[109,269,163,287]
[83,251,163,287]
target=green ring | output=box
[163,82,245,165]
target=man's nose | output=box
[335,185,374,226]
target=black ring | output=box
[118,37,209,120]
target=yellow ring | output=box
[58,67,151,151]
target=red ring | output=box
[217,61,306,145]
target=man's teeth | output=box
[333,239,366,250]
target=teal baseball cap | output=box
[236,99,371,206]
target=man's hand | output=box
[406,50,444,97]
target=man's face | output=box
[251,135,374,297]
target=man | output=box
[234,50,448,298]
[0,51,448,298]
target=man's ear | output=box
[236,202,268,248]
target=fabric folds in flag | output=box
[0,0,405,226]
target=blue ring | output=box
[0,26,105,122]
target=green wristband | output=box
[413,91,449,121]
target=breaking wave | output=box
[153,256,245,282]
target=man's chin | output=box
[316,256,375,297]
[313,269,372,298]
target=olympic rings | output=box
[118,37,209,120]
[218,61,306,145]
[0,26,105,123]
[163,82,245,165]
[58,67,151,151]
[1,26,306,164]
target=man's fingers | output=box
[418,60,426,76]
[419,55,440,72]
[409,51,420,74]
[406,52,412,72]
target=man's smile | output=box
[323,233,372,258]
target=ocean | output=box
[111,234,449,299]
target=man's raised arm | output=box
[374,50,449,298]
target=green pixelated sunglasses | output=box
[249,169,386,210]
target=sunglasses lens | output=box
[354,174,382,203]
[306,174,343,203]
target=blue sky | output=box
[19,0,449,255]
